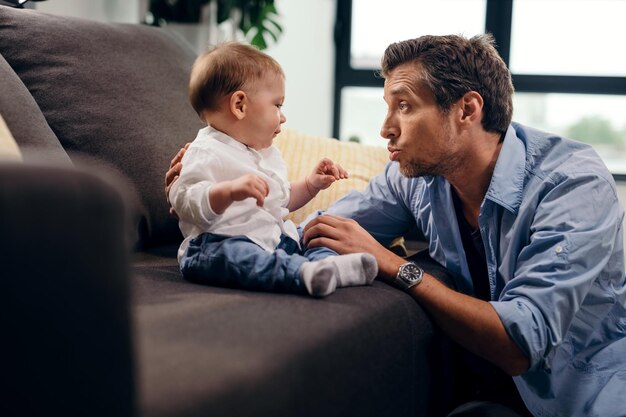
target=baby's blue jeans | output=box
[180,232,337,294]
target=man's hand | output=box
[303,214,403,279]
[305,158,348,196]
[165,143,190,216]
[303,214,374,253]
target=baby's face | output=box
[239,73,286,150]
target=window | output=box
[350,0,486,69]
[509,0,626,77]
[334,0,626,177]
[514,93,626,174]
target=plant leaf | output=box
[250,30,267,49]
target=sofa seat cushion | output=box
[131,250,441,417]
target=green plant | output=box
[566,115,621,146]
[147,0,282,49]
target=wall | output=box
[34,0,336,138]
[36,0,145,23]
[264,0,335,138]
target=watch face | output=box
[400,263,421,282]
[396,262,423,290]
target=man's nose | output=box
[380,116,397,140]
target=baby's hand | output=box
[306,158,348,194]
[230,174,269,207]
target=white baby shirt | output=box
[169,126,300,261]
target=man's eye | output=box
[398,102,408,110]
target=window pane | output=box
[340,87,387,147]
[351,0,486,69]
[513,93,626,174]
[510,0,626,76]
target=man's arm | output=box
[302,214,529,376]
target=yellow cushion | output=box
[274,129,388,224]
[0,114,22,161]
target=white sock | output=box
[299,253,378,297]
[300,261,338,298]
[330,253,378,287]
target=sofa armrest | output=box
[0,162,135,417]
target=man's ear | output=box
[230,90,247,120]
[458,91,483,125]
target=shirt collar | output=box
[204,125,252,153]
[484,124,526,214]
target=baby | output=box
[168,42,377,297]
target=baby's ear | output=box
[230,91,247,120]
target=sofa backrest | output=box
[0,52,71,165]
[0,6,205,247]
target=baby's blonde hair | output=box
[189,42,284,118]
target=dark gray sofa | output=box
[0,6,459,417]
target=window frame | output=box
[333,0,626,180]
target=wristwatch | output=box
[394,262,424,291]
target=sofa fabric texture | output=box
[1,6,458,417]
[135,260,432,417]
[0,6,204,247]
[0,53,70,164]
[0,163,135,417]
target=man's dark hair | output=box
[380,34,514,135]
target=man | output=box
[302,34,625,417]
[167,35,625,416]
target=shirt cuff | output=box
[490,297,549,370]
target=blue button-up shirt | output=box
[323,123,626,417]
